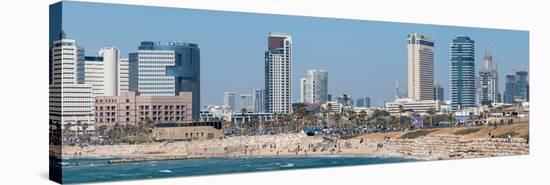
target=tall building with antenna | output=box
[479,51,499,105]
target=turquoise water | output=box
[61,156,416,184]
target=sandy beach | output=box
[61,123,529,161]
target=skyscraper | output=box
[265,33,292,114]
[223,92,236,112]
[478,51,499,105]
[504,75,516,104]
[515,71,529,102]
[240,94,253,112]
[503,71,529,104]
[356,98,365,107]
[300,77,307,103]
[129,41,200,118]
[433,83,444,102]
[365,97,371,108]
[407,33,434,101]
[49,37,94,131]
[300,69,328,104]
[253,89,265,113]
[450,36,475,111]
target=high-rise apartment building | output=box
[265,33,292,114]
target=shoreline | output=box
[59,123,529,162]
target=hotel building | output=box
[93,91,192,127]
[129,41,200,118]
[265,33,293,114]
[407,33,435,101]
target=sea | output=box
[60,156,417,184]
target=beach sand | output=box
[61,123,529,161]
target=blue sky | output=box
[60,1,529,107]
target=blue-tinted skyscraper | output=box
[356,98,365,107]
[365,97,371,108]
[503,71,529,104]
[504,75,516,103]
[129,41,200,118]
[450,36,475,111]
[515,71,528,102]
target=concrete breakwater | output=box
[367,135,529,160]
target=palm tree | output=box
[343,94,350,107]
[294,103,306,131]
[347,110,357,128]
[81,122,89,143]
[358,111,368,133]
[75,121,82,143]
[241,108,248,116]
[63,123,72,143]
[426,108,436,127]
[398,104,404,126]
[97,125,107,138]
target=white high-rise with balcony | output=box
[407,33,435,101]
[265,33,292,114]
[49,38,94,132]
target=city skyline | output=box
[60,1,529,107]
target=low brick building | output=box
[152,122,223,141]
[94,91,193,127]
